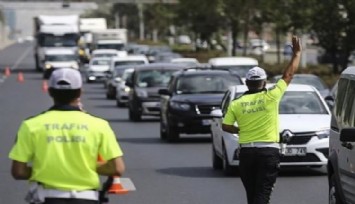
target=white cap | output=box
[49,68,82,90]
[246,66,267,81]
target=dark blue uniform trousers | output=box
[239,147,280,204]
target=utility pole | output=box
[137,3,144,41]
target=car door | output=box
[340,79,355,203]
[213,90,232,155]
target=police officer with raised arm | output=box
[9,68,125,204]
[222,36,301,204]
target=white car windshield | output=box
[92,59,110,65]
[93,53,116,58]
[45,55,76,61]
[176,75,242,94]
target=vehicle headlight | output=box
[123,87,130,92]
[316,129,330,139]
[169,101,190,111]
[136,89,148,98]
[45,64,52,69]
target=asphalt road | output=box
[0,42,328,204]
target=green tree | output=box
[175,0,223,50]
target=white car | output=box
[211,83,331,175]
[91,49,127,59]
[208,57,258,83]
[109,55,149,72]
[85,57,111,83]
[115,68,134,107]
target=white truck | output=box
[91,29,128,52]
[33,15,80,71]
[79,18,107,49]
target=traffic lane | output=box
[0,43,328,203]
[0,73,52,203]
[0,42,34,72]
[80,82,328,204]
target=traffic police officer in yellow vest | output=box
[9,68,125,204]
[222,36,301,204]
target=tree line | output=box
[83,0,355,73]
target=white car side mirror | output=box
[211,109,222,118]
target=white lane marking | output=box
[11,45,32,70]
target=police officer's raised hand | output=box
[292,36,301,55]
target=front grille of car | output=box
[195,104,218,114]
[280,153,320,163]
[281,132,315,145]
[316,148,329,158]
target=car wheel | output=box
[167,123,179,142]
[329,174,344,204]
[212,144,223,170]
[128,107,141,121]
[223,144,236,176]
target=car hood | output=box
[279,114,331,132]
[89,65,110,72]
[172,94,224,104]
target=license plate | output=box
[285,147,307,156]
[202,119,212,125]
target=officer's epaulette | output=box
[24,110,49,121]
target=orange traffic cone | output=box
[4,66,10,77]
[42,80,48,93]
[17,72,24,83]
[108,176,129,194]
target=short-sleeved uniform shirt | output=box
[9,105,123,191]
[223,79,287,144]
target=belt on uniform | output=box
[239,142,280,149]
[25,182,99,203]
[43,189,99,200]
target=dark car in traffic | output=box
[125,63,187,121]
[159,69,243,142]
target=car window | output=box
[343,80,355,127]
[45,54,76,61]
[122,70,133,81]
[279,91,328,114]
[136,69,177,88]
[335,78,349,122]
[114,60,145,66]
[175,74,242,94]
[93,53,116,58]
[92,59,110,65]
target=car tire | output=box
[128,107,141,121]
[167,123,179,142]
[212,145,223,170]
[329,174,344,204]
[223,144,236,176]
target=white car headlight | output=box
[45,64,52,69]
[316,129,330,139]
[136,89,148,98]
[169,101,190,111]
[124,87,130,92]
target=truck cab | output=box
[34,15,80,71]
